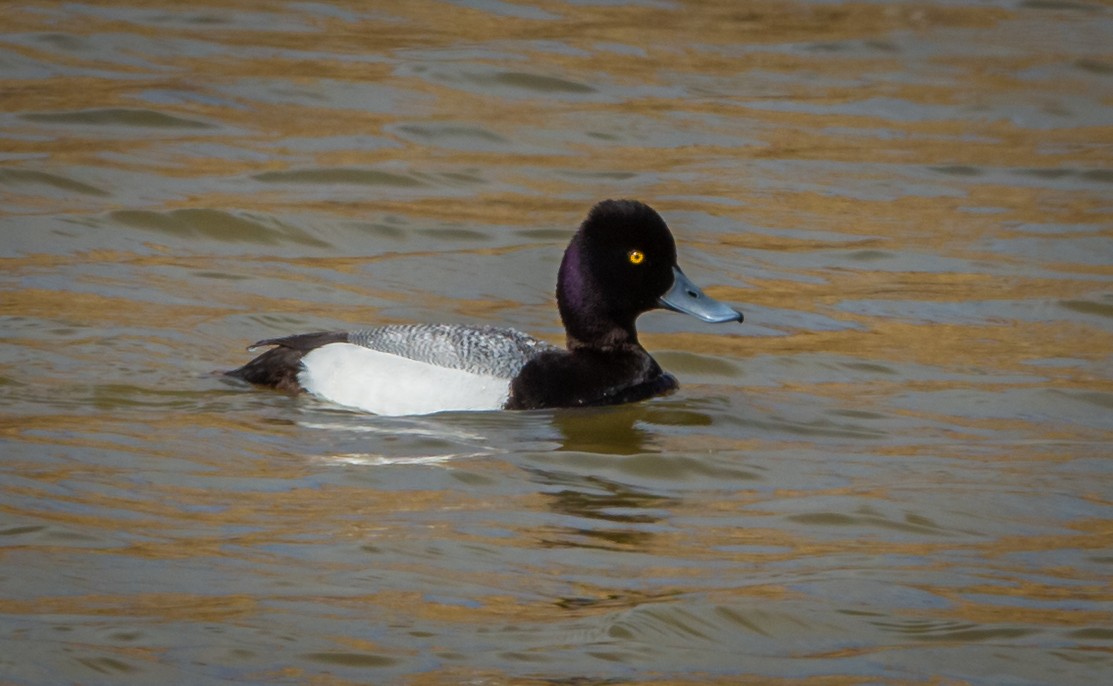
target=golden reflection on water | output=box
[2,0,1112,684]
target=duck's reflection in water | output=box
[524,403,716,551]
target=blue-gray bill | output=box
[658,266,744,324]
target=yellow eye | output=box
[628,250,645,265]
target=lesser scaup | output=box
[226,199,743,415]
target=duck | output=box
[226,199,743,415]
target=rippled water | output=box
[3,1,1112,684]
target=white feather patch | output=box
[298,343,511,416]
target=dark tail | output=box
[224,331,347,392]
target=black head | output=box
[557,199,743,349]
[557,200,677,343]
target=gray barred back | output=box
[346,324,558,379]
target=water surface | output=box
[2,1,1112,684]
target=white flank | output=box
[298,343,511,416]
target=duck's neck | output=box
[564,324,639,352]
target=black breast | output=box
[506,347,678,410]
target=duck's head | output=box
[557,199,743,349]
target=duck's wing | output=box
[347,324,557,379]
[250,331,349,352]
[225,324,557,392]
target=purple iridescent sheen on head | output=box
[556,235,594,329]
